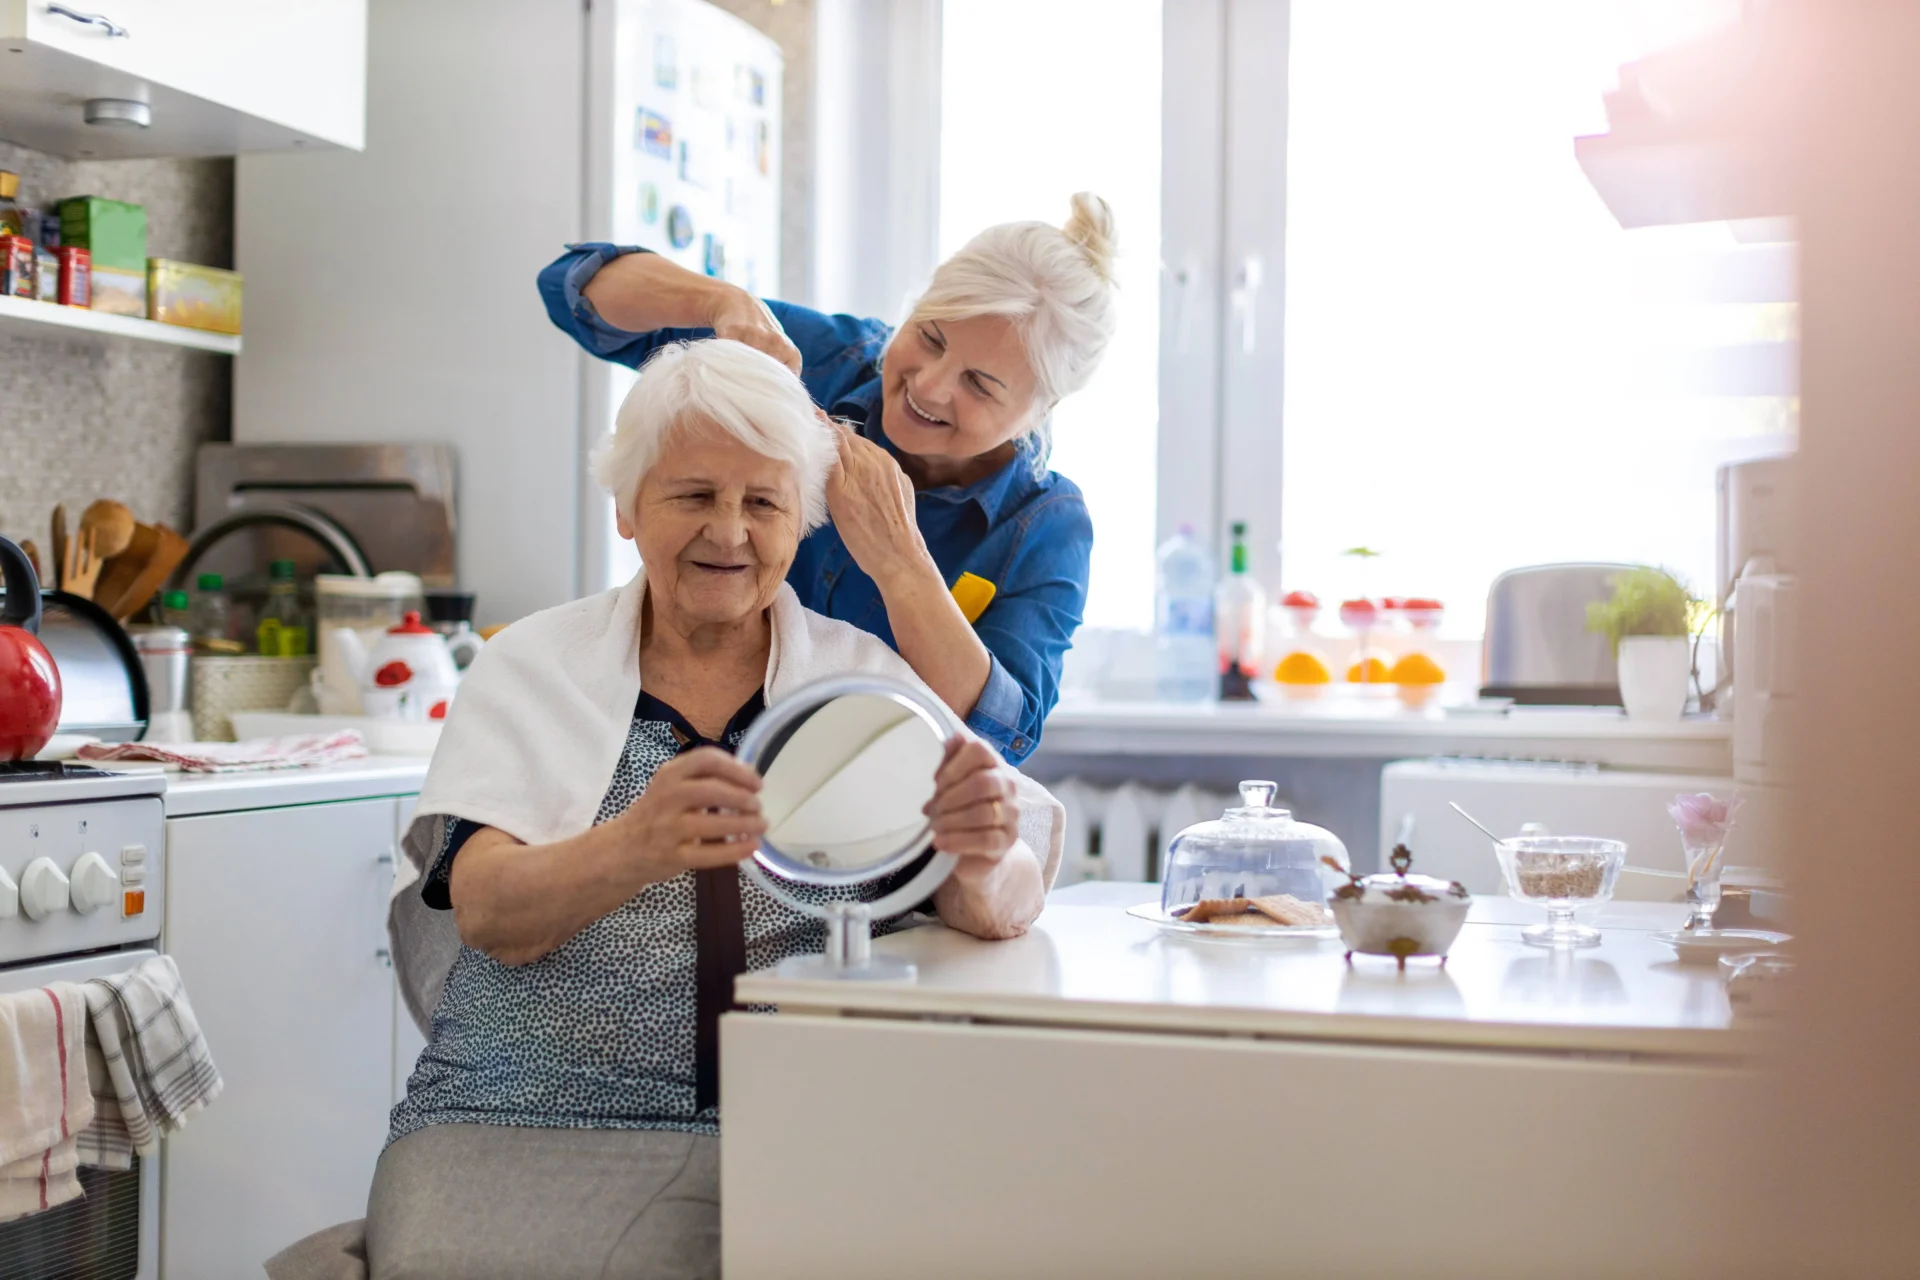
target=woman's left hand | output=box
[823,412,934,590]
[924,736,1021,884]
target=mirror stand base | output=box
[773,953,919,983]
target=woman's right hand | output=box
[709,287,803,375]
[617,746,767,877]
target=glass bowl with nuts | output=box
[1494,835,1627,949]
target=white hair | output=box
[907,191,1120,454]
[591,339,836,532]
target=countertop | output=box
[147,755,431,817]
[738,883,1746,1061]
[1037,696,1733,771]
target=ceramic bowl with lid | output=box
[1326,844,1472,968]
[1158,781,1348,927]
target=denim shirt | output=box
[536,243,1092,764]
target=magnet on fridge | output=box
[757,120,771,176]
[636,108,673,160]
[654,35,678,89]
[668,205,696,251]
[639,182,661,226]
[747,68,766,107]
[703,234,726,280]
[678,140,711,189]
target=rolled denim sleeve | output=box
[536,243,718,369]
[961,492,1094,765]
[536,245,892,401]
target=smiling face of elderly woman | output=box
[617,423,803,625]
[595,339,835,626]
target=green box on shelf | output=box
[57,196,147,273]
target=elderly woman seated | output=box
[268,338,1061,1280]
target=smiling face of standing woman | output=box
[878,314,1044,483]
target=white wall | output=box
[233,0,586,626]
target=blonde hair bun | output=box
[1062,191,1117,284]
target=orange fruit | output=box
[1347,655,1391,683]
[1390,652,1446,684]
[1274,651,1332,684]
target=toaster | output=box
[1480,563,1635,705]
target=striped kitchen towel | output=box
[79,729,368,772]
[0,983,94,1221]
[77,955,222,1169]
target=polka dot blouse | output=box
[387,691,924,1143]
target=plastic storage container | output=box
[315,572,424,714]
[1155,524,1215,703]
[1160,781,1349,920]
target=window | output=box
[939,0,1164,629]
[1279,0,1795,634]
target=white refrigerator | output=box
[234,0,782,625]
[586,0,786,590]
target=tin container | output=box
[147,259,242,334]
[33,247,57,302]
[57,246,90,307]
[0,234,35,297]
[1326,845,1473,969]
[89,264,145,317]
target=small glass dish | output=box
[1494,835,1627,949]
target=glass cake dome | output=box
[1160,781,1350,916]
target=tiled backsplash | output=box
[0,138,232,561]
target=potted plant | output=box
[1586,566,1703,721]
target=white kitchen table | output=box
[721,888,1766,1278]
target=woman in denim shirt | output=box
[538,194,1119,765]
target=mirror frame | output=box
[734,674,965,920]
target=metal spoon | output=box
[1449,801,1504,847]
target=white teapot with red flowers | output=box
[331,611,474,722]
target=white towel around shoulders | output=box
[0,982,94,1222]
[388,569,1066,1033]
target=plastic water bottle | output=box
[1155,524,1216,702]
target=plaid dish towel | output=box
[77,956,222,1169]
[79,730,369,773]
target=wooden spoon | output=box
[62,528,102,601]
[79,499,136,561]
[50,504,67,592]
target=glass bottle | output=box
[1214,521,1265,701]
[256,558,311,656]
[190,572,233,650]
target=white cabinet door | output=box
[390,794,429,1107]
[0,0,365,156]
[163,797,398,1280]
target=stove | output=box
[0,760,166,967]
[0,760,167,1277]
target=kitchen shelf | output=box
[0,294,242,355]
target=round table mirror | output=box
[734,674,965,981]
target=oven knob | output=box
[69,852,119,915]
[0,866,16,919]
[20,857,70,921]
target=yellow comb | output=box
[951,572,997,624]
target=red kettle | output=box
[0,535,62,761]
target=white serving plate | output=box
[36,733,103,760]
[228,711,443,756]
[1652,928,1792,966]
[1126,900,1339,940]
